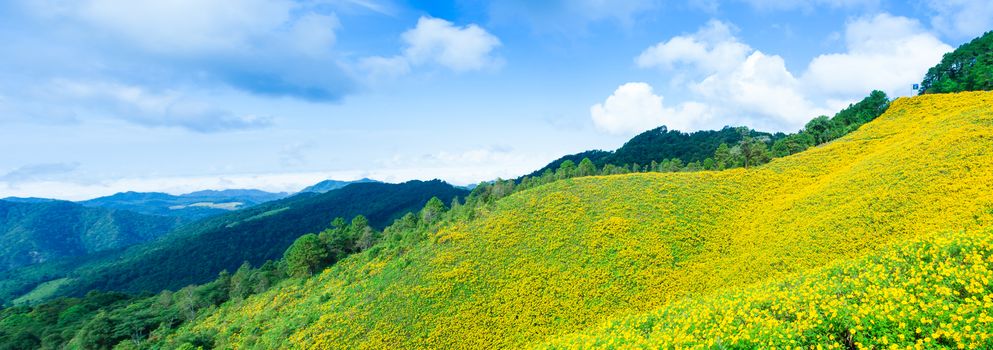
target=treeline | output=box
[526,127,781,178]
[920,30,993,94]
[517,90,891,186]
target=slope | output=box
[166,92,993,348]
[1,180,466,304]
[0,200,179,272]
[545,228,993,348]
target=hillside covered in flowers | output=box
[137,91,993,349]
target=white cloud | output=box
[694,52,829,127]
[924,0,993,39]
[361,17,502,77]
[74,0,297,53]
[403,17,502,71]
[381,145,552,183]
[804,14,953,98]
[612,15,954,134]
[591,82,709,134]
[636,19,751,74]
[14,0,353,102]
[0,162,80,184]
[0,149,550,200]
[51,79,272,132]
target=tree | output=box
[740,136,771,168]
[804,116,837,144]
[228,262,253,300]
[920,31,993,94]
[577,158,597,177]
[284,234,329,277]
[771,132,814,157]
[556,160,576,179]
[702,158,716,170]
[74,311,115,350]
[832,90,889,128]
[420,197,446,224]
[714,143,733,170]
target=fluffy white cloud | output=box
[610,15,953,134]
[403,17,503,71]
[694,52,829,127]
[361,17,502,77]
[636,20,750,74]
[15,0,351,102]
[924,0,993,39]
[804,14,953,98]
[591,82,709,134]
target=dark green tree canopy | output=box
[920,31,993,94]
[284,234,329,277]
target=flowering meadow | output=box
[159,92,993,349]
[545,229,993,349]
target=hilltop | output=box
[148,92,993,348]
[79,189,289,221]
[299,178,380,193]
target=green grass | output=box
[12,278,71,306]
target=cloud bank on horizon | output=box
[0,0,989,199]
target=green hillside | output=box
[0,180,466,306]
[0,200,179,272]
[144,92,993,348]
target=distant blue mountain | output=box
[0,197,58,204]
[300,178,379,193]
[79,189,289,220]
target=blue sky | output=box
[0,0,989,200]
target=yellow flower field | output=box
[165,91,993,349]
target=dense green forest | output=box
[525,128,781,178]
[0,201,179,273]
[0,180,466,307]
[920,30,993,94]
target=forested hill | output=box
[526,127,783,178]
[0,200,180,272]
[299,178,379,193]
[79,189,289,221]
[11,180,467,301]
[920,30,993,94]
